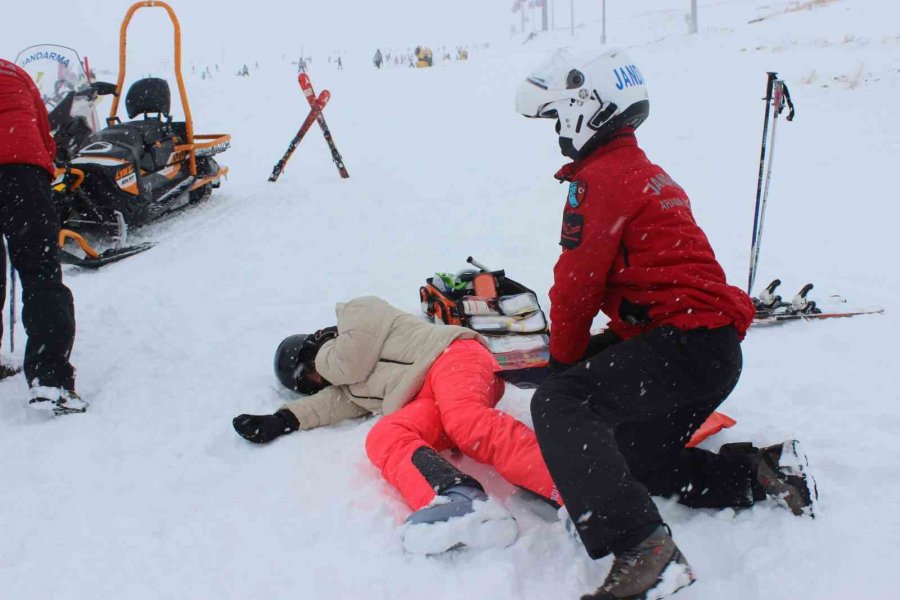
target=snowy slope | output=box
[2,1,900,598]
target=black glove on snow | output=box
[233,409,300,444]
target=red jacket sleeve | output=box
[25,72,56,163]
[549,182,628,364]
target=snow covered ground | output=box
[2,1,900,598]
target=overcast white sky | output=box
[2,1,520,66]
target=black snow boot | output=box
[0,363,21,380]
[755,440,818,517]
[581,525,695,600]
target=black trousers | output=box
[531,325,754,559]
[0,164,76,390]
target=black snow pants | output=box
[531,324,755,560]
[0,164,76,390]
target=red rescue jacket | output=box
[0,58,56,176]
[549,130,755,364]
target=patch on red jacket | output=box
[560,212,583,249]
[567,180,586,208]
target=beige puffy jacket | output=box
[282,296,482,430]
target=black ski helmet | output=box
[273,327,337,394]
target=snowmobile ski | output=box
[298,73,349,178]
[58,228,154,269]
[269,83,331,182]
[60,242,155,269]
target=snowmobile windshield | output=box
[15,45,92,112]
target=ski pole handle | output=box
[466,256,491,272]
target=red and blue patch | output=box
[567,181,586,208]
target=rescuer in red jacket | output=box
[0,58,83,415]
[516,48,816,600]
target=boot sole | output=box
[582,547,696,600]
[28,399,88,416]
[642,547,696,600]
[776,440,819,518]
[401,510,518,555]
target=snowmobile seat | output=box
[126,78,171,119]
[93,126,145,153]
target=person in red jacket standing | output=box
[516,48,817,600]
[0,58,83,415]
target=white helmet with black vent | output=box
[515,47,649,160]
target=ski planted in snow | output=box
[298,73,349,179]
[269,78,331,182]
[751,279,883,326]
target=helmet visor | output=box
[515,49,582,118]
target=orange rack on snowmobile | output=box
[108,1,230,180]
[53,167,85,192]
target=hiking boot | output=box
[581,525,695,600]
[29,386,88,416]
[401,485,518,554]
[0,363,21,380]
[756,440,818,517]
[0,353,23,380]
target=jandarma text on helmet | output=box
[614,65,644,90]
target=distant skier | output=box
[0,58,83,414]
[373,49,383,69]
[336,56,343,70]
[232,296,559,554]
[516,47,817,599]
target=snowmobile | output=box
[17,1,231,269]
[14,44,140,268]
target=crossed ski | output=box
[299,74,349,179]
[269,73,349,182]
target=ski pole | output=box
[747,72,778,294]
[9,264,16,354]
[749,79,795,297]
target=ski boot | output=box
[29,387,88,416]
[581,525,695,600]
[401,485,518,555]
[755,440,818,517]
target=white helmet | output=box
[515,47,649,160]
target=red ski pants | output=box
[365,339,556,510]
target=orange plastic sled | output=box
[686,412,737,448]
